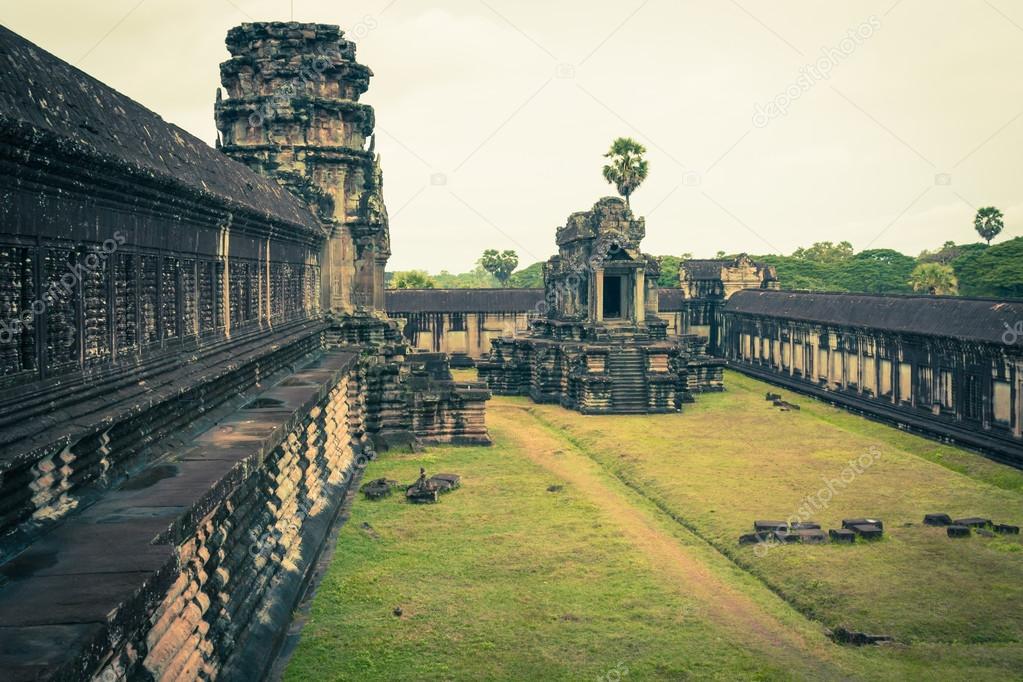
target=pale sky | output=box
[4,1,1023,271]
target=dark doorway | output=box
[603,275,622,318]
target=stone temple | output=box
[1,15,1022,682]
[478,197,723,412]
[0,22,487,681]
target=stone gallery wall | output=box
[0,350,370,681]
[0,25,365,681]
[721,290,1023,464]
[385,288,695,360]
[0,23,491,680]
[385,289,542,360]
[0,24,325,390]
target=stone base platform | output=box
[0,349,366,681]
[479,332,723,415]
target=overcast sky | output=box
[4,1,1023,271]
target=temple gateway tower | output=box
[479,197,723,413]
[215,22,388,313]
[216,22,490,447]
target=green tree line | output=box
[387,237,1023,298]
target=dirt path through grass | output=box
[489,401,849,678]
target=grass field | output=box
[285,370,1023,681]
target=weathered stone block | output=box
[842,518,884,531]
[773,530,801,544]
[947,525,971,538]
[828,627,893,646]
[923,513,953,526]
[794,529,828,544]
[849,524,883,540]
[829,529,855,543]
[952,517,992,528]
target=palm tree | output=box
[974,206,1004,245]
[479,249,519,286]
[908,263,958,295]
[602,137,649,208]
[390,270,436,289]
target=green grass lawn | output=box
[285,370,1023,681]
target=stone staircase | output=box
[608,347,649,412]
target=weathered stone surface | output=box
[360,478,398,500]
[843,518,884,531]
[829,529,856,543]
[216,22,387,313]
[952,517,992,528]
[924,513,953,526]
[994,523,1020,535]
[429,473,461,492]
[754,520,788,532]
[828,627,893,646]
[738,533,768,545]
[405,468,439,504]
[849,524,883,540]
[947,525,971,538]
[0,349,368,680]
[773,530,801,544]
[793,529,828,544]
[0,21,490,682]
[479,198,723,414]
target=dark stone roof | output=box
[386,288,545,313]
[682,257,774,280]
[683,259,731,279]
[657,288,686,311]
[0,25,322,234]
[726,290,1023,345]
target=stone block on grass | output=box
[952,517,991,528]
[829,529,855,543]
[923,513,952,526]
[738,533,773,545]
[947,525,971,538]
[754,520,788,532]
[842,518,884,531]
[794,528,828,544]
[994,523,1020,535]
[428,473,461,493]
[773,530,801,544]
[850,524,883,540]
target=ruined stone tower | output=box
[478,197,724,413]
[215,22,388,313]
